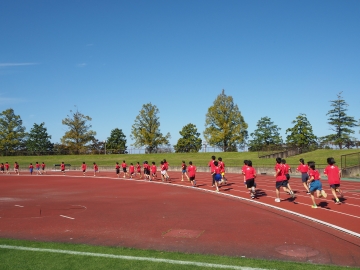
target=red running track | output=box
[0,171,359,267]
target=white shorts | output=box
[161,170,166,175]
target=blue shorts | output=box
[309,180,322,192]
[214,174,222,181]
[182,169,186,173]
[30,168,33,173]
[301,173,309,183]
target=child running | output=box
[29,163,34,175]
[163,159,170,180]
[274,157,294,202]
[93,162,99,176]
[151,162,157,180]
[60,162,66,175]
[160,161,168,182]
[307,161,327,208]
[0,163,4,174]
[5,162,10,174]
[115,162,120,178]
[121,160,128,178]
[129,163,135,179]
[296,158,310,194]
[187,161,197,187]
[218,157,227,184]
[35,162,41,175]
[143,161,150,180]
[181,161,189,181]
[41,162,46,174]
[81,162,87,176]
[14,162,19,175]
[136,162,142,179]
[243,160,257,199]
[324,157,343,205]
[208,156,216,187]
[282,159,294,196]
[212,161,222,192]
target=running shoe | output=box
[306,192,311,195]
[311,205,318,209]
[335,200,341,205]
[275,198,280,203]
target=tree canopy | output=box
[61,109,96,154]
[248,117,283,152]
[203,90,248,152]
[174,123,202,153]
[0,108,27,154]
[106,128,127,154]
[131,103,171,153]
[26,122,53,153]
[285,113,317,151]
[323,92,358,149]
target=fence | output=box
[258,145,317,158]
[341,152,360,169]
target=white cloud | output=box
[0,63,38,67]
[77,63,87,67]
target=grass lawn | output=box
[0,238,358,270]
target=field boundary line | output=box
[0,244,270,270]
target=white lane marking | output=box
[0,245,270,270]
[14,205,24,207]
[60,215,75,220]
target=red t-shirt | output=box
[14,163,19,169]
[94,164,98,171]
[275,163,287,181]
[61,164,65,170]
[115,164,120,169]
[242,165,248,175]
[29,165,33,169]
[208,160,216,172]
[151,165,157,173]
[41,163,46,169]
[283,164,290,174]
[297,164,309,173]
[181,163,186,170]
[164,162,169,170]
[129,165,134,173]
[143,163,150,170]
[212,166,221,174]
[187,165,196,177]
[81,164,87,170]
[324,165,340,185]
[244,166,256,180]
[308,168,320,180]
[5,164,9,170]
[160,164,166,171]
[121,162,127,168]
[136,164,141,172]
[218,161,225,173]
[36,164,40,169]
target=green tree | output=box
[106,128,127,154]
[203,90,248,152]
[248,117,283,152]
[285,113,317,151]
[174,123,202,153]
[324,92,358,149]
[26,122,53,154]
[61,109,96,154]
[131,103,171,153]
[0,108,27,154]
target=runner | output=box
[282,159,294,196]
[218,157,227,184]
[129,163,135,179]
[187,161,197,187]
[324,157,343,205]
[115,162,120,178]
[0,163,4,174]
[81,162,87,176]
[212,161,222,192]
[5,162,10,174]
[243,160,257,199]
[181,160,189,181]
[136,162,142,179]
[163,159,170,180]
[143,161,150,180]
[160,161,167,182]
[296,158,310,194]
[41,162,46,174]
[35,162,42,175]
[208,156,216,187]
[60,162,66,175]
[29,163,34,175]
[14,162,19,175]
[93,162,99,176]
[274,157,294,202]
[307,161,327,208]
[121,160,128,178]
[151,162,157,180]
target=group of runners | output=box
[0,161,46,175]
[2,155,344,208]
[239,156,343,208]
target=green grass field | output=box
[1,149,359,169]
[0,238,358,270]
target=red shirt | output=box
[143,163,150,170]
[115,164,120,169]
[283,164,290,174]
[297,164,309,173]
[36,163,40,169]
[324,165,340,185]
[14,163,19,169]
[160,164,166,171]
[181,163,186,170]
[308,168,320,180]
[187,165,196,177]
[242,165,248,175]
[29,165,34,169]
[244,166,256,180]
[212,166,221,174]
[121,162,127,168]
[136,164,141,172]
[129,165,134,173]
[275,163,286,181]
[208,160,216,172]
[81,164,87,170]
[164,162,169,170]
[61,164,65,170]
[151,165,157,173]
[5,164,9,170]
[218,161,225,173]
[41,163,46,169]
[94,164,98,171]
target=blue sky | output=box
[1,0,359,148]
